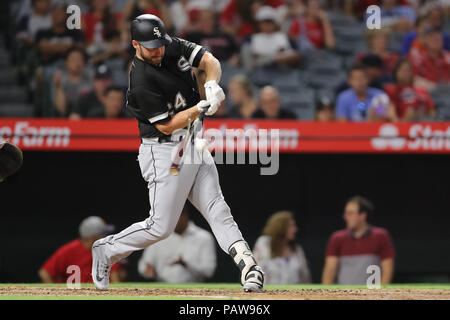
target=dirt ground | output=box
[1,286,449,300]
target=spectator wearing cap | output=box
[241,5,301,73]
[384,58,436,121]
[34,1,85,66]
[410,27,450,91]
[220,0,285,41]
[322,196,395,285]
[69,64,113,119]
[138,206,217,283]
[38,216,119,283]
[336,64,397,122]
[252,86,297,119]
[315,96,335,122]
[86,85,129,119]
[51,47,93,117]
[289,0,335,52]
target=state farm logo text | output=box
[0,121,71,147]
[372,124,450,151]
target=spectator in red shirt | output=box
[356,28,400,79]
[82,0,119,46]
[322,196,395,285]
[38,216,119,284]
[410,27,450,91]
[384,58,436,121]
[289,0,335,52]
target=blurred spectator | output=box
[356,29,400,78]
[336,55,387,94]
[385,58,436,121]
[16,0,52,46]
[241,6,301,72]
[185,9,240,66]
[35,1,85,66]
[401,14,429,56]
[82,0,121,57]
[38,216,119,283]
[70,64,113,119]
[88,30,130,65]
[226,74,257,119]
[252,86,297,119]
[402,6,450,55]
[322,196,395,285]
[410,27,450,91]
[336,64,397,122]
[138,208,217,283]
[86,85,127,118]
[51,47,93,117]
[289,0,336,52]
[379,0,416,32]
[120,0,172,44]
[315,96,335,122]
[253,211,311,284]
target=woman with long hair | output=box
[253,211,311,284]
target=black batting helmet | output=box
[131,14,172,49]
[0,141,23,182]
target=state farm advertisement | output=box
[1,118,450,153]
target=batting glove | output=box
[204,80,225,116]
[196,100,210,113]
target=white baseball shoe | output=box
[243,265,264,293]
[91,239,112,291]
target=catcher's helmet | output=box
[0,141,23,182]
[131,14,172,49]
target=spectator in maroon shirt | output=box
[322,196,395,285]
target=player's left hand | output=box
[204,80,225,116]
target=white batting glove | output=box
[204,80,225,116]
[196,100,210,113]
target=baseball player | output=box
[0,141,23,183]
[92,14,264,292]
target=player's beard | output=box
[139,47,164,66]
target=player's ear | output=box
[132,40,139,50]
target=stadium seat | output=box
[388,32,407,53]
[0,86,28,104]
[272,71,302,92]
[281,89,315,120]
[305,70,347,90]
[219,62,243,89]
[0,103,34,117]
[303,50,343,73]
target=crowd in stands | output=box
[4,0,450,121]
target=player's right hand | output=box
[196,100,211,113]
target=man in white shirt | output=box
[138,208,217,283]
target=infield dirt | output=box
[1,286,449,300]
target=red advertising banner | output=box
[1,118,450,153]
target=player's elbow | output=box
[155,123,174,135]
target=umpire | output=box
[91,14,265,293]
